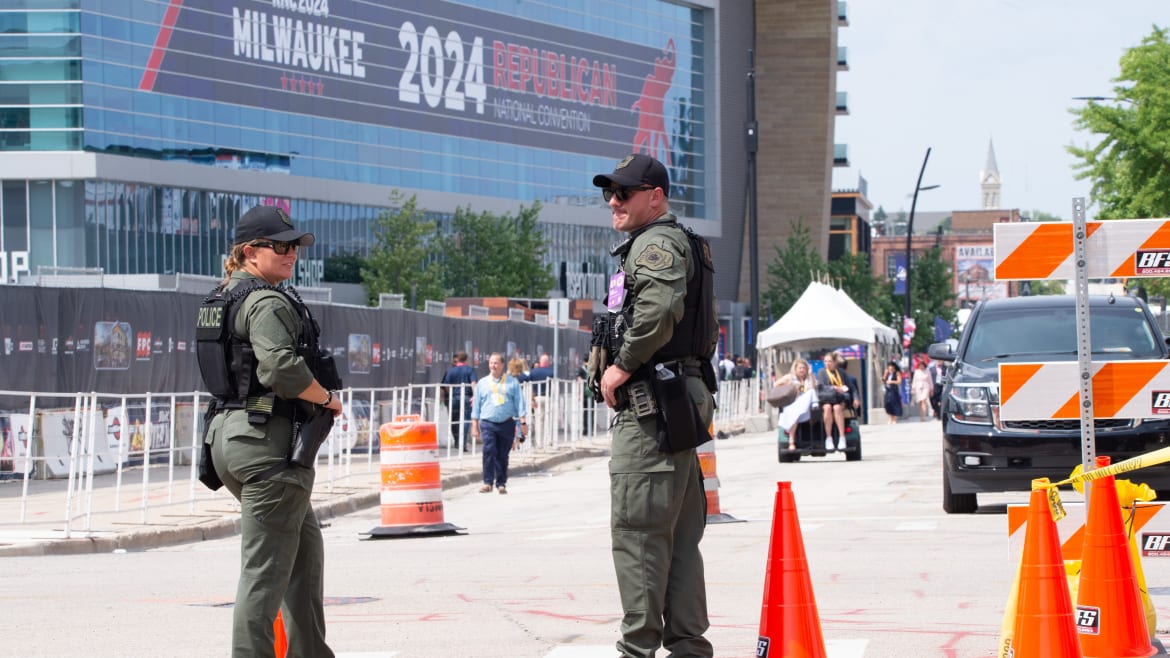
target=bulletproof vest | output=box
[616,219,716,364]
[195,278,320,404]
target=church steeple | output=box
[980,139,1002,209]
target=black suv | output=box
[928,295,1170,513]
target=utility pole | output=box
[746,49,759,350]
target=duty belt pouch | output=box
[652,364,712,453]
[197,403,224,491]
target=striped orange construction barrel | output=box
[364,418,464,538]
[697,438,742,524]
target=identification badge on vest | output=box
[607,272,626,312]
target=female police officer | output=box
[202,205,342,657]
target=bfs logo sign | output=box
[1135,249,1170,275]
[1142,533,1170,557]
[1075,605,1101,635]
[1152,391,1170,415]
[135,332,152,360]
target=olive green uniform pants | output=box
[209,411,333,658]
[610,377,714,658]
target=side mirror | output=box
[927,341,955,362]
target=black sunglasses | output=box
[602,185,654,203]
[251,240,298,255]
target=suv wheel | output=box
[943,465,977,514]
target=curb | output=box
[0,447,609,558]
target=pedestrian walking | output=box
[883,361,903,423]
[591,153,719,657]
[912,360,934,421]
[471,352,528,494]
[440,351,476,452]
[928,358,945,419]
[527,353,554,445]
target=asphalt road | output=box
[3,418,1168,657]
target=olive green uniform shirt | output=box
[207,270,316,491]
[610,213,717,474]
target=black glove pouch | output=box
[198,404,224,491]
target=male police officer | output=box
[592,154,718,658]
[199,205,342,657]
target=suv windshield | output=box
[963,304,1164,364]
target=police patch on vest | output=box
[634,244,673,271]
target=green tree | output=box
[907,247,958,352]
[1068,25,1170,299]
[1027,209,1065,223]
[873,206,889,236]
[890,210,908,236]
[761,221,824,323]
[323,251,364,283]
[361,192,445,309]
[827,252,899,327]
[1069,26,1170,220]
[442,202,556,298]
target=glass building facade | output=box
[0,0,716,289]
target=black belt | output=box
[212,396,297,419]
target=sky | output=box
[831,0,1166,220]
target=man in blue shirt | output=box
[526,353,554,445]
[471,352,528,494]
[440,351,477,452]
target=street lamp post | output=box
[903,147,939,366]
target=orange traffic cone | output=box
[1008,480,1082,657]
[756,482,826,658]
[274,609,288,658]
[1077,456,1155,657]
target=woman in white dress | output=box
[911,361,934,421]
[777,358,818,451]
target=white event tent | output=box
[756,282,899,413]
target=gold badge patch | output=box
[634,244,673,271]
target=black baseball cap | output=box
[234,205,315,246]
[593,153,670,198]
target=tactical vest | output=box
[195,278,323,408]
[616,219,716,364]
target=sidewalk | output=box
[0,442,611,558]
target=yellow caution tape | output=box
[1031,446,1165,521]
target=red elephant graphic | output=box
[631,39,676,167]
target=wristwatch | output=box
[322,390,334,406]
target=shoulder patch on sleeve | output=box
[633,244,674,271]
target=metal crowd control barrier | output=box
[714,378,764,435]
[0,379,615,539]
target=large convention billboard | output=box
[138,0,687,163]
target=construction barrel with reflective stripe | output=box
[696,439,741,524]
[363,417,464,539]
